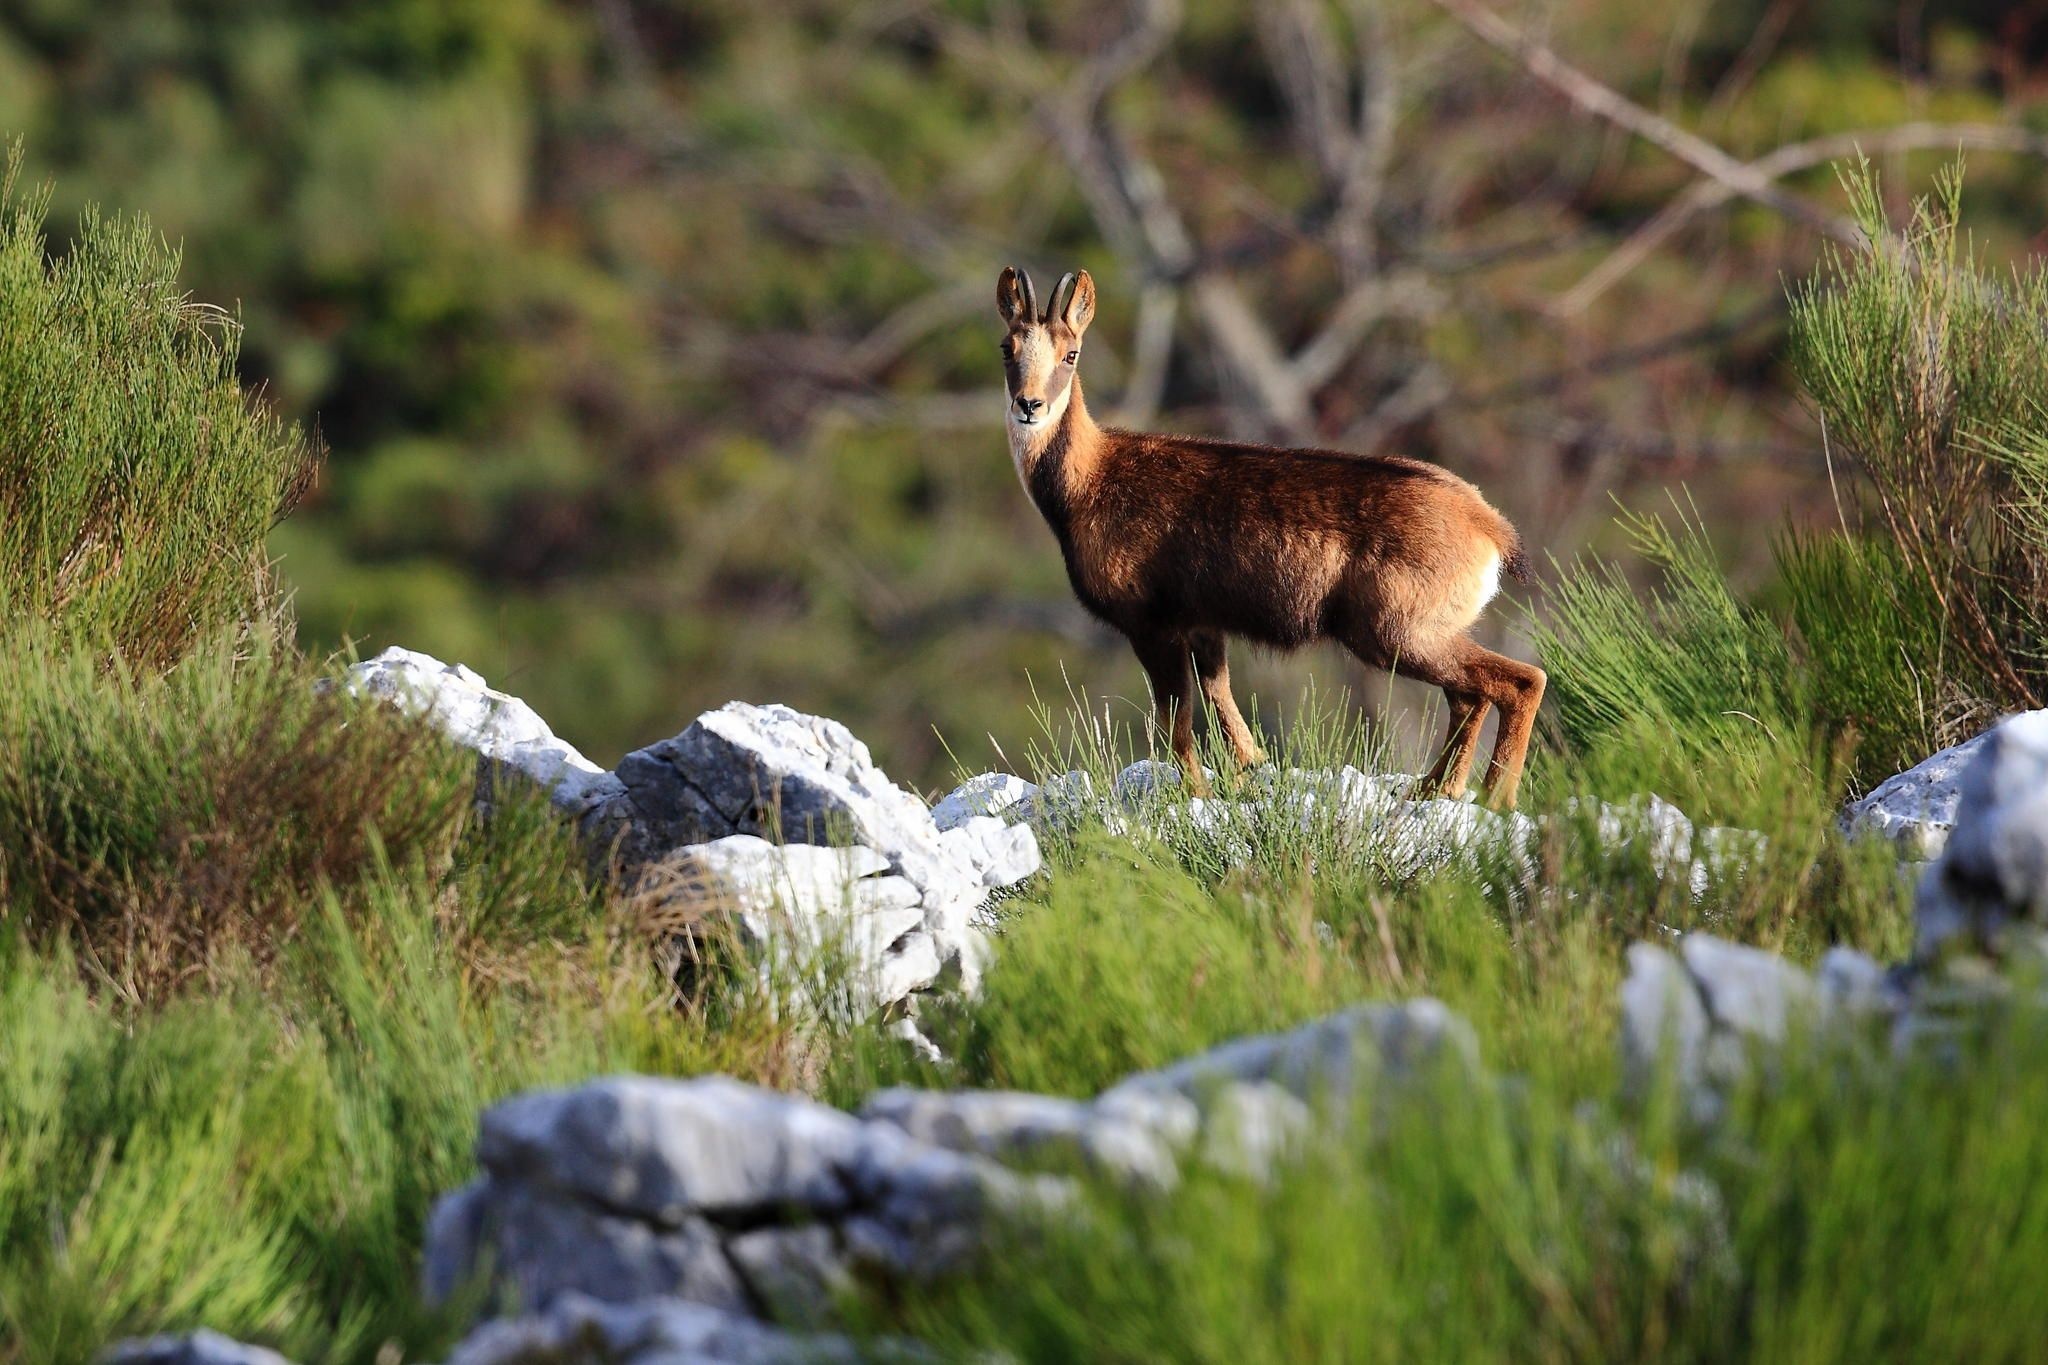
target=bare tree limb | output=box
[1114,280,1180,425]
[1289,270,1442,390]
[1424,0,1863,245]
[1465,296,1785,407]
[1332,0,1399,276]
[848,281,987,375]
[1558,122,2048,314]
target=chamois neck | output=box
[1007,374,1102,494]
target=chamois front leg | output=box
[1191,632,1267,769]
[1129,632,1207,797]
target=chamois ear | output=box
[1055,269,1097,336]
[997,266,1036,325]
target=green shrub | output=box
[0,633,473,997]
[0,863,796,1365]
[1534,498,1799,760]
[1788,159,2048,724]
[1773,527,1961,778]
[0,148,316,662]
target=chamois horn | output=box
[1014,266,1038,322]
[1047,271,1079,324]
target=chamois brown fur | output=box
[998,266,1546,808]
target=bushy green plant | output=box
[1789,159,2048,723]
[1773,526,1960,776]
[0,632,472,997]
[1535,497,1799,758]
[1542,163,2048,794]
[0,863,797,1365]
[0,149,317,663]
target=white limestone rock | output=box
[929,772,1037,831]
[443,1292,883,1365]
[101,1333,296,1365]
[642,836,933,1013]
[614,703,1004,985]
[1844,716,2037,858]
[334,646,612,811]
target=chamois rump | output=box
[996,265,1546,809]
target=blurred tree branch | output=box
[1557,122,2048,314]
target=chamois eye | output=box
[1064,350,1079,364]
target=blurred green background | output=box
[4,0,2044,788]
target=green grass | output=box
[0,148,2038,1365]
[906,998,2048,1364]
[0,668,1930,1365]
[0,148,315,666]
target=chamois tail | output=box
[1502,538,1532,584]
[1481,508,1532,584]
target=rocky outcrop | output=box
[100,1333,295,1365]
[340,650,1040,1032]
[421,1073,1073,1325]
[1912,710,2048,962]
[946,760,1762,896]
[443,1293,904,1365]
[421,1000,1479,1329]
[1841,714,2047,859]
[1618,935,1902,1123]
[1623,713,2048,1121]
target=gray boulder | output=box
[1915,710,2048,960]
[859,1087,1185,1190]
[424,1075,1071,1325]
[1101,998,1482,1112]
[334,646,614,813]
[444,1292,894,1365]
[100,1334,295,1365]
[1620,934,1900,1122]
[1844,716,2039,858]
[425,999,1495,1328]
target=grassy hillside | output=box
[6,0,2048,782]
[7,9,2048,1361]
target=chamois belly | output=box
[1060,523,1331,649]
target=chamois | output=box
[997,265,1546,809]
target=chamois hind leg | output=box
[1405,639,1545,810]
[1471,649,1545,810]
[1418,689,1489,800]
[1190,632,1267,769]
[1129,632,1207,796]
[1358,634,1545,811]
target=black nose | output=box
[1016,397,1044,416]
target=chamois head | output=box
[996,266,1096,432]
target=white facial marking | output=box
[1003,328,1070,494]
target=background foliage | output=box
[6,4,2048,1358]
[7,0,2048,784]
